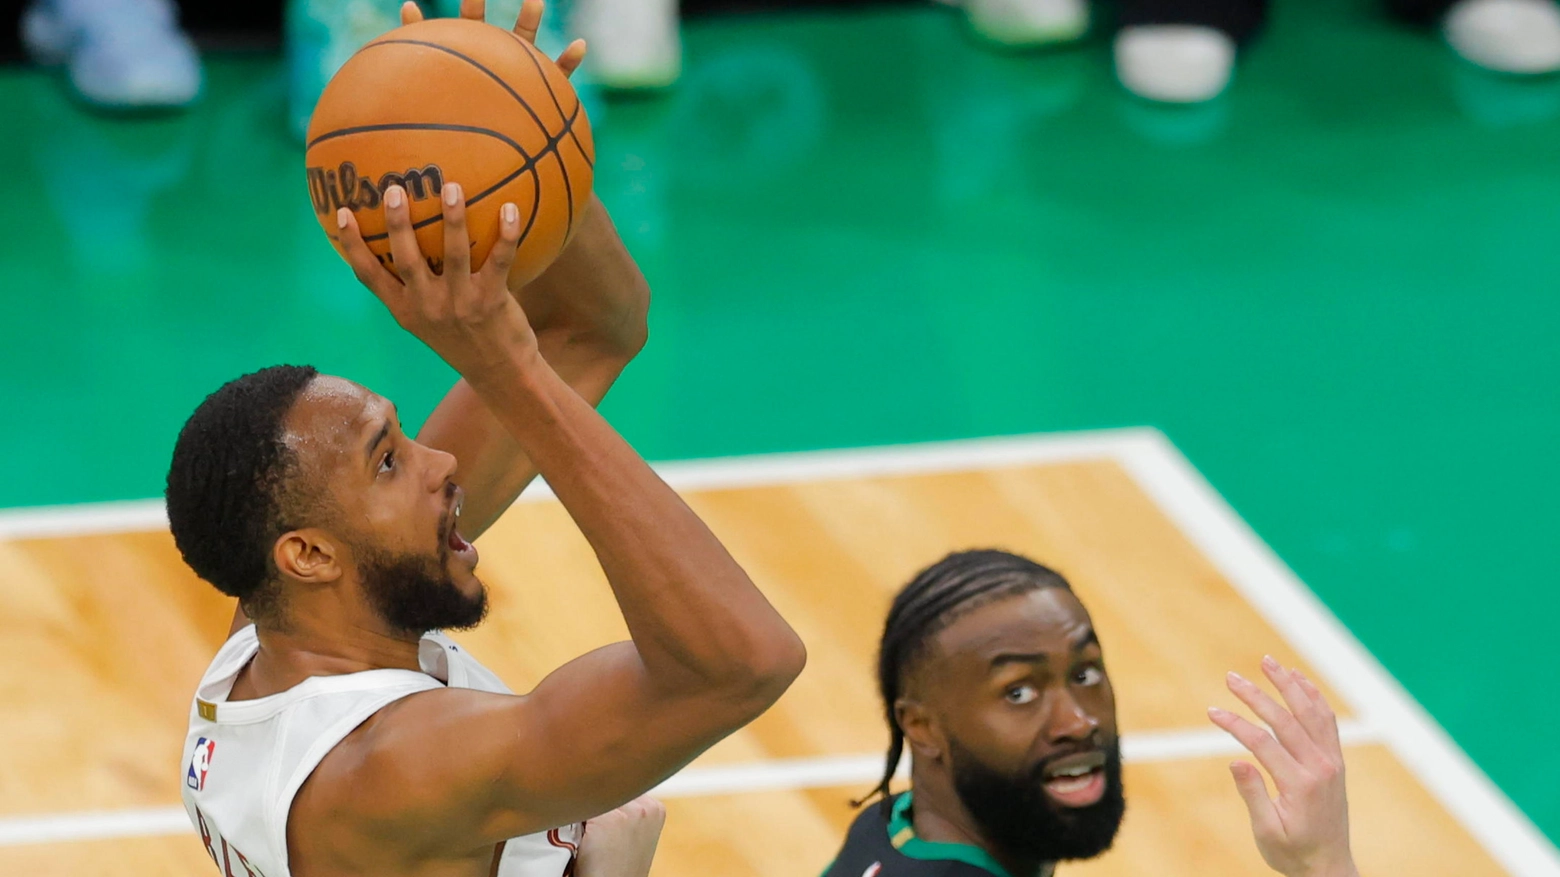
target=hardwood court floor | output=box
[0,453,1507,875]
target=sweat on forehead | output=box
[281,376,393,457]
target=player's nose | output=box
[425,445,458,492]
[1046,688,1100,742]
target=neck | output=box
[909,765,1054,877]
[232,606,422,700]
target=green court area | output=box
[1,0,1557,849]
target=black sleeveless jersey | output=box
[820,793,1011,877]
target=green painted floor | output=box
[2,0,1558,847]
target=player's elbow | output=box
[729,629,807,715]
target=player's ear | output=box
[274,529,345,585]
[895,698,944,762]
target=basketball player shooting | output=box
[167,6,806,875]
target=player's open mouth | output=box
[445,489,478,563]
[1041,751,1107,807]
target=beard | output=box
[947,736,1125,865]
[358,543,488,637]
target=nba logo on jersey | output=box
[186,737,215,791]
[861,864,881,877]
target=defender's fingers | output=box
[460,0,486,22]
[1229,671,1322,765]
[513,0,544,43]
[1293,670,1343,753]
[382,185,430,284]
[1262,658,1333,759]
[400,0,423,25]
[481,202,522,279]
[1229,761,1283,842]
[336,208,404,306]
[440,183,471,278]
[556,38,587,77]
[1209,706,1302,788]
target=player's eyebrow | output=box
[1073,627,1099,651]
[364,419,392,463]
[990,652,1048,667]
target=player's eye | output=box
[1073,665,1104,686]
[378,450,396,475]
[1005,684,1038,705]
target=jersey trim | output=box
[887,793,1015,877]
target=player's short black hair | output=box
[166,365,320,622]
[860,549,1072,812]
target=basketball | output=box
[304,17,594,286]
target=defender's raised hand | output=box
[1209,657,1360,877]
[400,0,588,75]
[336,184,535,377]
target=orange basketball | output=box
[304,18,594,287]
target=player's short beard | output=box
[358,544,488,636]
[947,736,1125,865]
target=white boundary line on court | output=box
[0,428,1554,874]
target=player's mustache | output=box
[1028,737,1111,782]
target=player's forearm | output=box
[417,350,626,540]
[463,354,804,697]
[513,195,650,356]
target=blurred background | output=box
[0,0,1558,872]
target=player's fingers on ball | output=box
[1228,670,1321,764]
[382,185,428,284]
[482,202,522,280]
[514,0,543,43]
[399,0,423,25]
[440,183,471,278]
[1209,706,1302,787]
[557,39,587,76]
[336,209,402,301]
[460,0,485,22]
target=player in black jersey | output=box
[823,550,1358,877]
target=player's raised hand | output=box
[401,0,588,76]
[336,183,536,376]
[1208,657,1360,877]
[575,797,666,877]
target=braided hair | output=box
[859,549,1072,814]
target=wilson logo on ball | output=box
[306,161,446,216]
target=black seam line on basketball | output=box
[306,122,533,159]
[502,31,592,170]
[365,38,568,167]
[356,115,571,245]
[556,100,579,236]
[506,30,594,171]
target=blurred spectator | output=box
[1116,0,1560,103]
[573,0,681,89]
[21,0,203,108]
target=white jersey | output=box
[180,625,583,877]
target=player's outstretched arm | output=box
[331,186,805,846]
[1209,657,1361,877]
